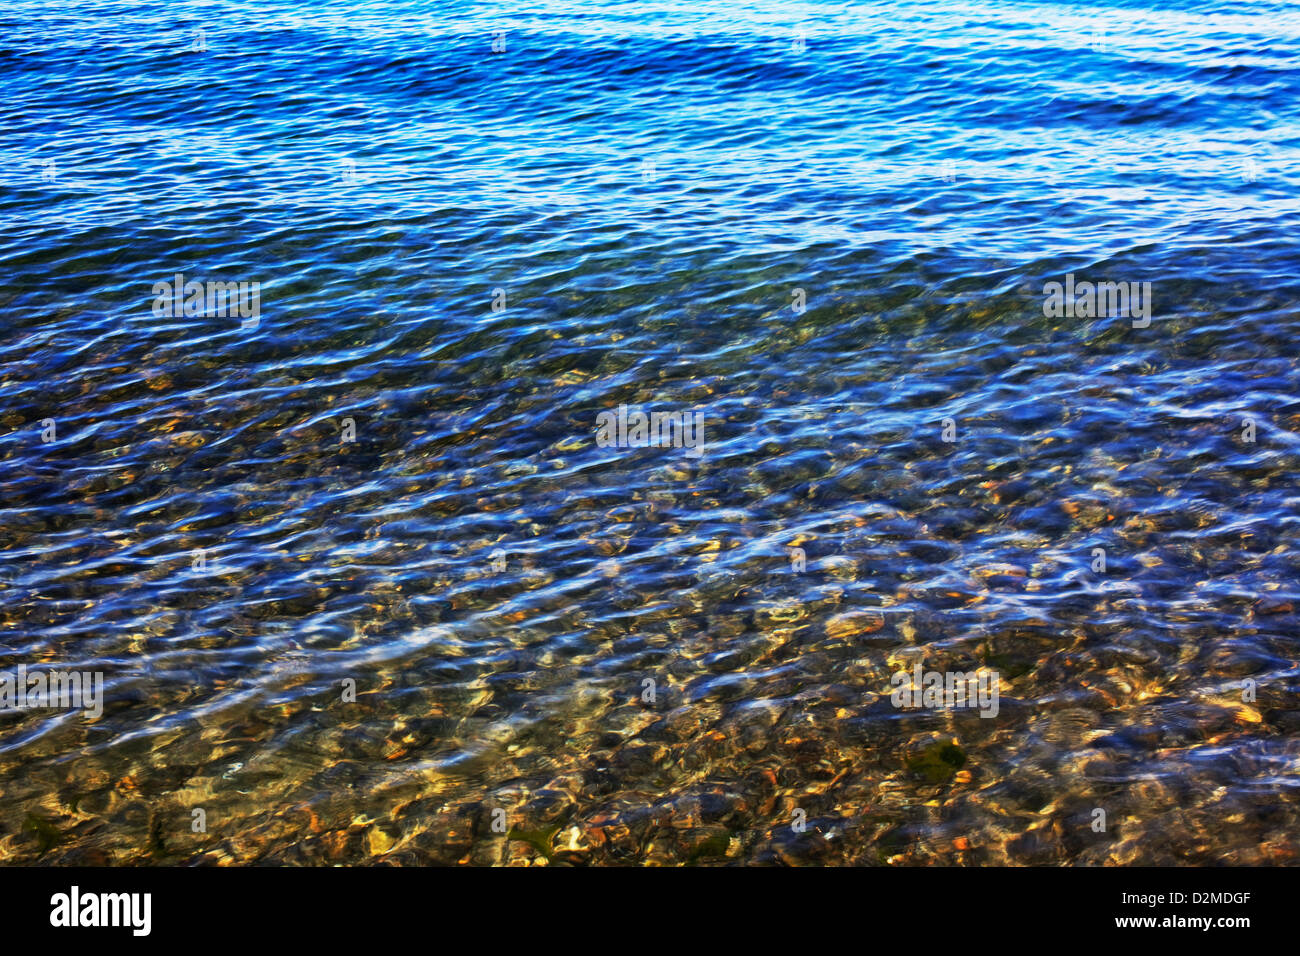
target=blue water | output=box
[1,0,1299,865]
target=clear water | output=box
[1,0,1299,864]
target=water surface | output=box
[1,0,1299,865]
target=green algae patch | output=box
[23,812,61,858]
[506,824,562,861]
[906,742,967,783]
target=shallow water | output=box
[1,0,1299,865]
